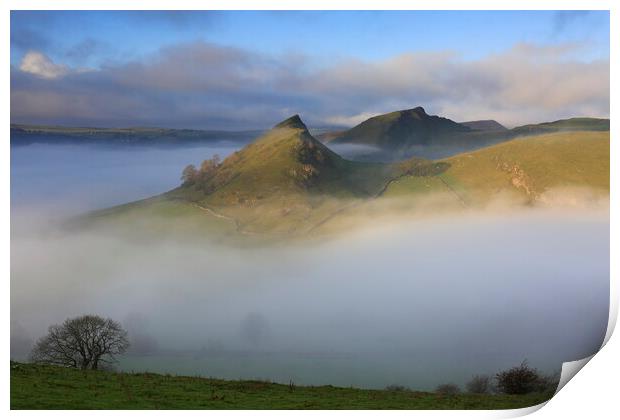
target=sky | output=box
[10,10,610,129]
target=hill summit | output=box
[329,107,470,149]
[159,114,403,234]
[171,115,371,209]
[273,114,308,130]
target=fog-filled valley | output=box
[11,142,243,215]
[11,142,610,391]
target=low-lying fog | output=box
[328,142,501,161]
[11,142,243,214]
[11,142,610,391]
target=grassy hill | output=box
[510,117,610,136]
[385,130,610,204]
[10,362,553,409]
[310,130,609,233]
[91,115,441,238]
[85,118,608,241]
[329,107,470,149]
[324,108,609,161]
[161,114,402,235]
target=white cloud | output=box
[19,51,69,79]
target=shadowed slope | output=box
[460,120,507,131]
[329,107,470,149]
[326,109,609,161]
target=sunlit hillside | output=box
[87,124,609,242]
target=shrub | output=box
[495,361,541,394]
[466,375,491,394]
[435,383,460,395]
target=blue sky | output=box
[10,10,610,129]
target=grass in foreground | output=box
[10,362,553,410]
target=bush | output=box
[495,361,541,395]
[435,383,460,395]
[466,375,491,394]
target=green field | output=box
[10,362,553,410]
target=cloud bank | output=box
[11,41,609,129]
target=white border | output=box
[3,1,616,419]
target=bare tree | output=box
[30,315,129,370]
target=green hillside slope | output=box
[309,130,608,234]
[161,115,400,234]
[384,130,610,205]
[511,117,610,136]
[91,115,441,237]
[325,109,609,161]
[87,123,608,240]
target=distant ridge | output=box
[10,124,261,147]
[460,120,507,132]
[325,110,609,161]
[511,117,609,134]
[329,107,470,148]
